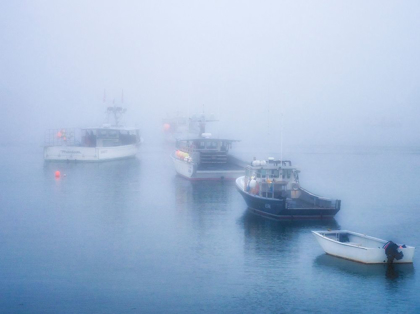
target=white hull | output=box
[171,154,244,180]
[44,144,138,161]
[312,230,415,264]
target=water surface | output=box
[0,143,419,313]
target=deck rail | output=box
[299,187,341,209]
[44,128,79,146]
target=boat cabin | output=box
[175,138,239,166]
[44,127,140,148]
[82,128,140,147]
[244,158,301,199]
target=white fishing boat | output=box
[44,106,141,162]
[312,230,415,264]
[171,135,245,180]
[170,114,245,180]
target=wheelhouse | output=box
[82,128,140,147]
[245,160,299,182]
[44,127,140,148]
[244,159,301,199]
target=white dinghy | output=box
[312,230,415,264]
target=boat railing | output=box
[44,128,79,146]
[299,187,341,209]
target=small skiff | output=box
[312,230,415,264]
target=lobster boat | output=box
[171,134,245,180]
[235,158,341,219]
[312,230,415,264]
[44,106,141,162]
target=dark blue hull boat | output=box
[236,177,341,220]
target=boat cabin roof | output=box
[246,159,295,170]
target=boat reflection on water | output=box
[314,254,415,280]
[174,177,234,213]
[239,210,340,255]
[173,177,239,235]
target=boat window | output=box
[256,170,261,178]
[271,169,279,178]
[109,130,119,138]
[97,129,119,139]
[98,130,108,137]
[199,141,205,149]
[83,130,96,147]
[206,141,218,149]
[261,169,267,178]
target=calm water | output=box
[1,143,419,313]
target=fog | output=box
[2,1,420,149]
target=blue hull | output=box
[236,185,340,220]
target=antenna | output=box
[107,105,126,126]
[280,113,283,162]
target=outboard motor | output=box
[383,241,404,264]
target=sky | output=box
[1,0,420,148]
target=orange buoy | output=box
[163,123,170,131]
[55,171,61,178]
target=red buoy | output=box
[55,171,61,178]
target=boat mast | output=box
[280,113,283,163]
